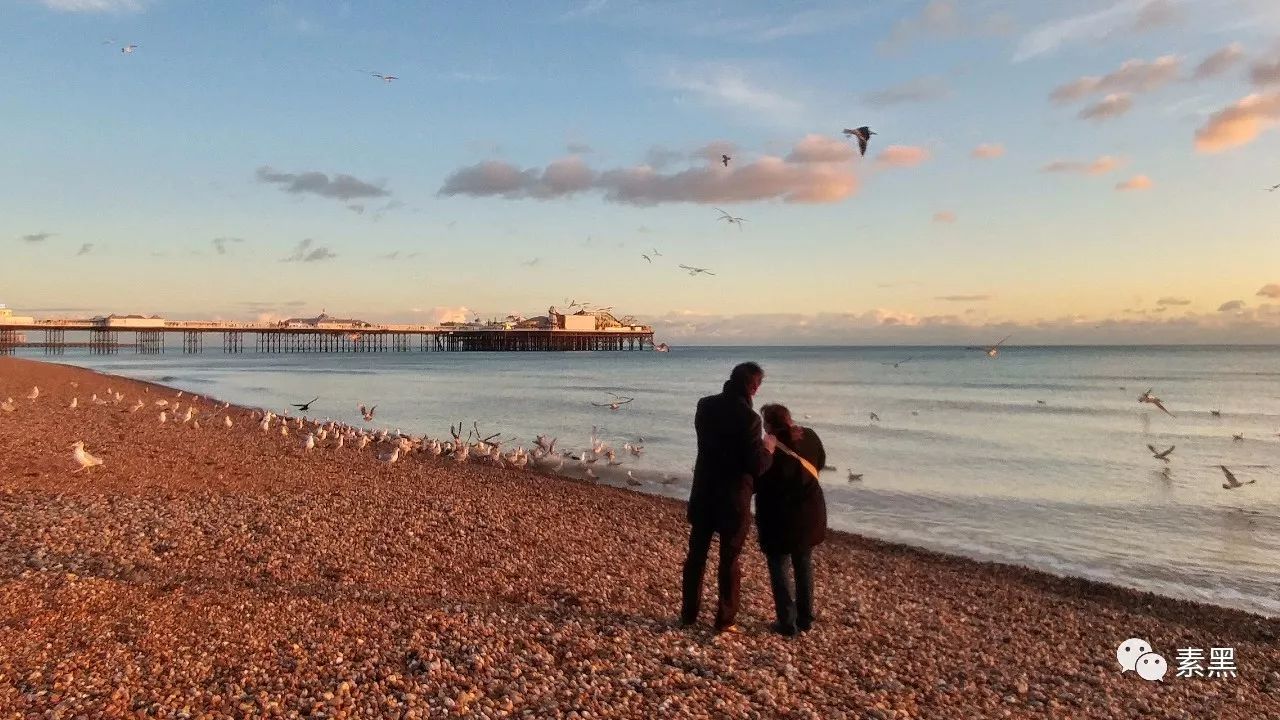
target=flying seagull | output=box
[966,335,1011,358]
[292,397,319,412]
[678,264,716,276]
[652,248,663,257]
[121,44,138,54]
[1268,183,1280,191]
[714,207,747,230]
[869,412,880,422]
[370,72,398,83]
[882,356,913,368]
[721,154,731,167]
[592,392,635,411]
[359,404,377,422]
[1138,389,1174,417]
[1147,444,1175,461]
[641,254,652,263]
[1219,465,1256,490]
[843,126,875,156]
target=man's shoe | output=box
[679,618,697,629]
[770,622,798,637]
[714,623,741,634]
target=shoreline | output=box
[2,356,1278,717]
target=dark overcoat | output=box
[754,426,828,555]
[689,380,773,533]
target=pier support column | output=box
[89,329,119,355]
[0,328,16,355]
[43,328,66,356]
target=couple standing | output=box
[681,362,828,636]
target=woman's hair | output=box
[760,403,803,448]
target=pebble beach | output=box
[1,356,1278,719]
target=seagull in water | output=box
[869,412,880,422]
[883,356,912,368]
[1232,433,1245,442]
[1219,465,1256,490]
[679,264,716,277]
[847,470,864,482]
[843,126,875,156]
[292,397,319,412]
[71,441,104,473]
[1138,389,1174,417]
[1147,444,1175,461]
[714,208,747,230]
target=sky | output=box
[3,0,1280,344]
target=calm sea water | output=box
[27,345,1280,617]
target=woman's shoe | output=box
[770,622,798,637]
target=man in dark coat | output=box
[756,403,828,636]
[681,362,776,632]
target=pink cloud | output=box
[932,210,957,223]
[970,142,1005,159]
[1079,93,1133,121]
[1042,155,1123,175]
[439,137,861,205]
[1050,55,1179,103]
[1194,43,1245,80]
[876,145,931,168]
[1194,92,1280,153]
[1257,284,1280,299]
[1116,175,1153,191]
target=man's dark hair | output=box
[729,361,764,385]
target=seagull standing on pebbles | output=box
[129,399,144,413]
[159,411,168,424]
[224,415,233,429]
[69,397,78,409]
[26,386,39,400]
[0,398,13,412]
[71,441,103,472]
[303,433,315,451]
[378,445,400,464]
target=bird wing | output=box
[701,269,716,275]
[993,335,1011,348]
[678,264,693,270]
[1153,399,1173,416]
[1219,465,1239,486]
[857,136,868,155]
[1147,444,1158,454]
[713,207,731,218]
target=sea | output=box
[22,345,1280,618]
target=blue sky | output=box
[3,0,1280,344]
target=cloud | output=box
[1015,1,1167,62]
[1157,296,1191,306]
[1193,43,1245,80]
[971,143,1005,159]
[1042,155,1123,175]
[1116,174,1153,191]
[280,238,336,263]
[880,0,994,53]
[863,76,950,106]
[75,243,93,256]
[411,306,472,324]
[693,140,738,165]
[379,251,421,260]
[566,142,594,154]
[1194,92,1280,152]
[20,232,56,243]
[936,294,989,302]
[1250,51,1280,87]
[440,136,860,206]
[1257,283,1280,298]
[1079,93,1133,121]
[256,166,390,202]
[1050,56,1180,104]
[211,237,244,255]
[660,62,804,124]
[875,145,931,168]
[1132,0,1181,30]
[932,211,958,224]
[1218,300,1246,312]
[40,0,142,11]
[645,146,685,170]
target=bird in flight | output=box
[843,126,875,156]
[121,44,138,54]
[721,154,731,167]
[369,72,398,83]
[882,356,912,368]
[715,208,747,230]
[1147,444,1175,461]
[1210,409,1222,417]
[292,397,319,412]
[1267,183,1280,191]
[359,404,377,422]
[967,335,1011,358]
[1138,389,1174,417]
[869,412,880,422]
[1232,432,1245,442]
[651,248,663,257]
[1219,465,1256,490]
[641,254,652,263]
[679,264,716,276]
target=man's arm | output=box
[741,410,774,478]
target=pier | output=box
[0,308,657,355]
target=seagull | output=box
[842,126,875,156]
[223,415,233,429]
[154,399,168,407]
[721,154,731,167]
[129,399,144,413]
[1220,465,1256,490]
[303,433,315,451]
[1232,433,1245,442]
[966,335,1011,358]
[71,441,104,473]
[652,248,662,257]
[292,397,319,412]
[26,386,39,400]
[847,470,864,482]
[359,404,377,422]
[119,44,138,54]
[869,412,880,422]
[0,398,13,412]
[1210,409,1222,417]
[69,397,78,409]
[377,445,400,464]
[883,356,913,368]
[641,254,652,263]
[1268,183,1280,191]
[1147,444,1175,461]
[1138,389,1174,417]
[592,393,635,410]
[159,411,168,424]
[626,470,643,486]
[678,264,716,277]
[369,72,398,83]
[714,208,747,230]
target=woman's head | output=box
[760,403,803,445]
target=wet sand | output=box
[1,356,1277,718]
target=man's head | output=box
[729,361,764,397]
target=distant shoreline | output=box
[2,356,1278,717]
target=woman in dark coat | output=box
[755,403,827,636]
